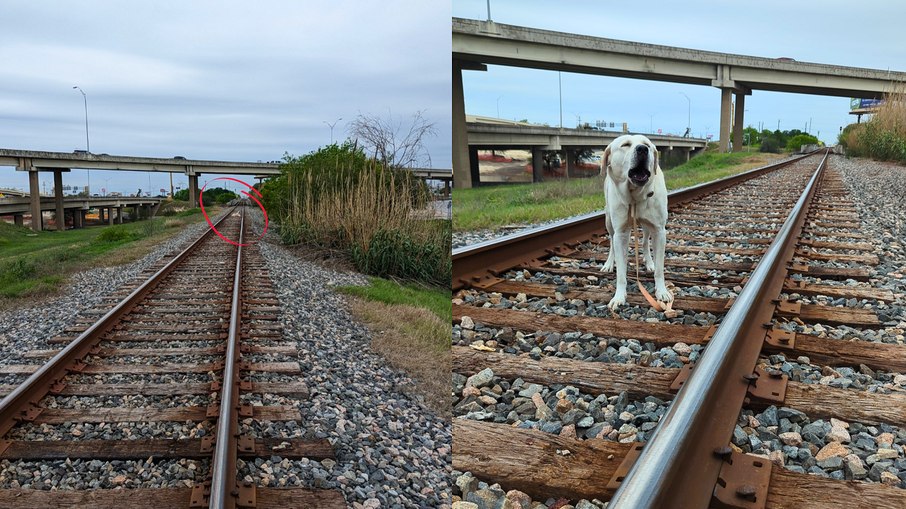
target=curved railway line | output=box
[0,207,345,508]
[452,151,906,508]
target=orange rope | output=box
[631,204,665,312]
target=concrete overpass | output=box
[0,195,162,230]
[467,122,708,183]
[0,149,453,217]
[452,17,906,187]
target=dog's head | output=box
[603,134,659,188]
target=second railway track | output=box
[452,151,906,508]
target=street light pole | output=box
[679,92,691,132]
[73,85,91,196]
[323,117,342,144]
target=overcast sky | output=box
[0,0,450,194]
[454,0,906,146]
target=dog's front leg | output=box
[653,226,674,303]
[608,229,629,309]
[602,214,615,272]
[642,229,655,272]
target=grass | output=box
[337,276,451,322]
[663,151,785,189]
[336,277,451,417]
[453,151,786,232]
[0,207,220,302]
[452,178,605,232]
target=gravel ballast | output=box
[0,210,452,508]
[452,156,906,504]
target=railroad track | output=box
[0,207,345,508]
[452,151,906,508]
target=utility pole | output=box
[558,71,563,129]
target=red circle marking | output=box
[199,177,269,246]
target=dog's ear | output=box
[602,145,611,173]
[653,148,659,174]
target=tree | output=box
[347,110,437,169]
[786,134,820,151]
[743,126,761,145]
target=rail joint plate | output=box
[237,482,257,507]
[606,443,644,491]
[746,366,788,405]
[712,451,772,509]
[764,328,796,350]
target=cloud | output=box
[0,0,450,192]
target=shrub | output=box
[260,143,448,286]
[760,136,781,153]
[785,134,820,151]
[843,85,906,163]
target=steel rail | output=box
[452,151,817,291]
[608,150,830,509]
[0,208,237,437]
[209,207,245,509]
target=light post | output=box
[496,96,502,118]
[102,177,111,197]
[73,85,91,196]
[323,117,342,144]
[649,113,655,133]
[679,92,691,133]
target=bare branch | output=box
[347,110,436,168]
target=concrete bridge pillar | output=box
[719,88,732,153]
[188,174,199,208]
[27,168,41,232]
[13,214,23,227]
[532,147,544,183]
[53,170,65,231]
[117,206,124,224]
[468,147,480,186]
[99,208,105,223]
[108,208,114,226]
[565,149,576,178]
[453,60,470,189]
[144,204,152,219]
[443,180,451,198]
[685,147,692,162]
[73,209,83,229]
[733,93,745,152]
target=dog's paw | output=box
[644,256,656,272]
[655,286,674,304]
[608,292,626,310]
[601,258,615,273]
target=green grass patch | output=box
[453,152,784,232]
[0,210,212,300]
[336,276,451,323]
[453,177,604,232]
[663,151,782,190]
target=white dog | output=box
[601,134,673,310]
